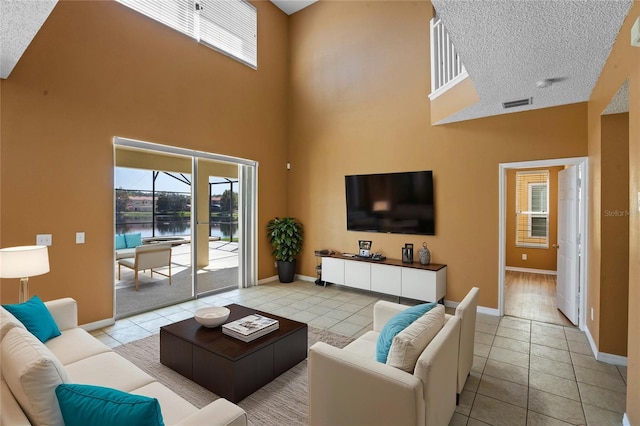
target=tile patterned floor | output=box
[453,315,628,426]
[90,280,628,426]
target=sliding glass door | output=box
[194,159,240,297]
[114,138,257,318]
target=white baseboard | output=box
[584,325,628,366]
[585,325,599,357]
[444,299,500,316]
[257,275,278,285]
[598,351,628,366]
[623,413,630,426]
[477,305,501,316]
[81,318,115,332]
[295,274,316,283]
[505,266,557,275]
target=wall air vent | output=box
[502,98,532,109]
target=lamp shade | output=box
[0,245,50,278]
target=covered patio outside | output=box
[115,239,239,318]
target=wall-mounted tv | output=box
[345,170,435,236]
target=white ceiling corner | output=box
[431,0,633,124]
[0,0,57,79]
[602,79,629,115]
[270,0,317,15]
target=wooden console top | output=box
[327,253,446,272]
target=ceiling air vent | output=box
[502,98,532,109]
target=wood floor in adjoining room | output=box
[504,270,573,327]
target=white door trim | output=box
[498,157,589,331]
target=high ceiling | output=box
[0,0,57,79]
[270,0,317,15]
[1,0,633,120]
[432,0,633,123]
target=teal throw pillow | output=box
[56,384,164,426]
[376,302,437,363]
[115,234,127,250]
[125,233,143,248]
[2,295,61,343]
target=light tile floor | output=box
[91,280,628,426]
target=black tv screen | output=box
[345,171,435,235]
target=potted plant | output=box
[266,217,304,283]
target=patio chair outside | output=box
[117,243,172,291]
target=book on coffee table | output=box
[222,314,279,342]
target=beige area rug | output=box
[113,327,354,425]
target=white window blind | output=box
[196,0,257,69]
[515,171,549,248]
[116,0,257,69]
[118,0,196,38]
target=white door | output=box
[556,165,580,325]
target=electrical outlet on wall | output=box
[36,234,52,246]
[521,254,527,260]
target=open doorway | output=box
[498,157,588,329]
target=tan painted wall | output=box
[0,0,289,323]
[587,1,639,420]
[287,1,588,309]
[600,113,629,357]
[506,167,562,271]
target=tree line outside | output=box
[115,189,238,216]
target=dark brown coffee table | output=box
[159,303,308,403]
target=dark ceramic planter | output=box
[277,259,296,283]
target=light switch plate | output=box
[76,232,85,244]
[36,234,52,246]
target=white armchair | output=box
[309,301,461,426]
[447,287,479,399]
[117,243,172,291]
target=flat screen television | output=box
[345,170,435,235]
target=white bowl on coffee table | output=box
[195,306,230,328]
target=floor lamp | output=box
[0,245,50,303]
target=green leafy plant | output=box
[266,217,304,262]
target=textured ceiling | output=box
[432,0,633,124]
[270,0,317,15]
[0,0,57,79]
[602,79,629,115]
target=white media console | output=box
[321,254,446,303]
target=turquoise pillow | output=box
[115,234,127,250]
[125,233,143,248]
[2,295,61,343]
[56,384,164,426]
[376,302,437,363]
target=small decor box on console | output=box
[402,243,414,263]
[222,314,279,342]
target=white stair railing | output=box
[429,16,468,99]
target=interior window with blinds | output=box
[116,0,257,69]
[515,170,549,248]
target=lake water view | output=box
[116,215,238,239]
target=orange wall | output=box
[0,0,290,323]
[587,1,639,420]
[287,1,588,309]
[600,113,629,357]
[506,167,562,271]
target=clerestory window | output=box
[117,0,257,69]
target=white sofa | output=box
[1,298,247,426]
[309,301,462,426]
